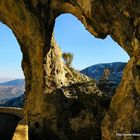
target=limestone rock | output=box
[12,119,28,140]
[44,36,91,93]
[39,37,108,139]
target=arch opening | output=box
[43,13,131,139]
[54,13,130,97]
[0,22,25,108]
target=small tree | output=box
[62,52,73,67]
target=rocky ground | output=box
[38,76,110,140]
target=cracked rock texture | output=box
[0,0,139,140]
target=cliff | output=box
[30,36,109,139]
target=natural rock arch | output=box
[54,13,130,70]
[0,1,139,139]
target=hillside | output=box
[0,79,25,102]
[80,62,126,96]
[1,94,24,108]
[81,62,126,82]
[81,62,126,84]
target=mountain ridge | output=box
[80,62,126,96]
[80,62,126,81]
[0,79,25,87]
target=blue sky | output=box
[0,23,23,78]
[54,14,130,70]
[0,14,129,78]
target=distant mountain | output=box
[0,79,25,101]
[0,78,16,83]
[1,94,24,108]
[80,62,126,96]
[81,62,126,83]
[0,79,25,89]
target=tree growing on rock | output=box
[62,52,73,67]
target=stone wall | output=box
[0,107,23,118]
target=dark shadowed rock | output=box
[0,113,21,140]
[40,81,109,140]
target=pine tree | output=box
[62,52,73,67]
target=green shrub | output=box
[62,52,73,67]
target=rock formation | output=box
[28,35,109,139]
[0,0,139,139]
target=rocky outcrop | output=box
[44,36,90,93]
[40,81,109,140]
[28,36,109,139]
[0,0,139,139]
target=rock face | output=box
[0,0,139,139]
[28,36,109,139]
[44,36,91,94]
